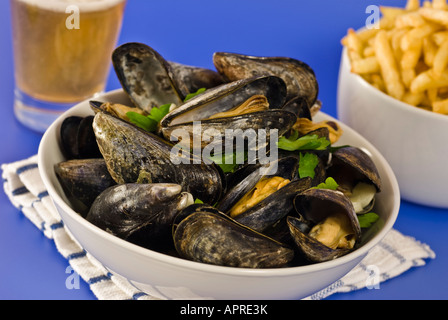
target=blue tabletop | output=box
[1,0,447,300]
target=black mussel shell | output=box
[54,158,116,217]
[287,216,350,262]
[60,116,102,159]
[282,95,312,120]
[290,188,362,262]
[327,146,382,192]
[92,110,224,204]
[213,52,319,107]
[112,42,185,113]
[87,183,193,251]
[173,210,294,268]
[234,177,313,233]
[159,76,296,152]
[169,61,225,94]
[217,156,301,213]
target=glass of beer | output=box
[10,0,127,133]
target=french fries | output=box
[343,0,448,115]
[375,30,406,99]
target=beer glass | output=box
[10,0,127,133]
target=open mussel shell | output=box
[172,209,294,268]
[89,100,148,122]
[92,110,224,204]
[54,158,116,217]
[287,216,348,263]
[217,161,280,214]
[290,188,362,263]
[326,146,382,214]
[282,96,312,120]
[112,42,186,113]
[234,177,313,233]
[60,116,102,160]
[218,157,301,210]
[327,146,382,191]
[213,52,319,108]
[159,76,296,150]
[87,183,193,251]
[218,156,315,233]
[279,127,332,171]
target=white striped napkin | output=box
[1,155,436,300]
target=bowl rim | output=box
[38,88,400,278]
[341,46,448,122]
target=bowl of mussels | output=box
[38,43,400,300]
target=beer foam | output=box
[17,0,125,12]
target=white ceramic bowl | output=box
[38,89,400,300]
[338,47,448,208]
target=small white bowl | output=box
[338,47,448,208]
[38,89,400,300]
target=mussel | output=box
[60,116,102,159]
[92,109,224,204]
[54,158,116,217]
[168,61,225,94]
[92,101,148,122]
[326,146,382,214]
[282,95,312,120]
[53,41,385,269]
[159,76,296,151]
[218,156,316,233]
[87,183,194,250]
[213,52,319,108]
[292,116,344,145]
[289,188,362,262]
[173,208,294,268]
[112,42,186,113]
[112,43,226,114]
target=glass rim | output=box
[12,0,127,13]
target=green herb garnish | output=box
[298,152,320,179]
[357,212,380,228]
[207,151,247,174]
[194,198,204,204]
[313,177,339,190]
[184,88,206,102]
[147,103,171,123]
[126,111,157,132]
[277,133,330,152]
[126,103,171,132]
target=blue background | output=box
[1,0,447,300]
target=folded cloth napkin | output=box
[2,155,436,300]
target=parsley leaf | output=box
[184,88,206,102]
[126,103,172,133]
[298,152,320,179]
[207,151,247,174]
[194,198,204,204]
[277,134,330,152]
[357,212,380,228]
[147,103,171,123]
[313,177,339,190]
[126,112,157,132]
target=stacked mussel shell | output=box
[55,42,382,268]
